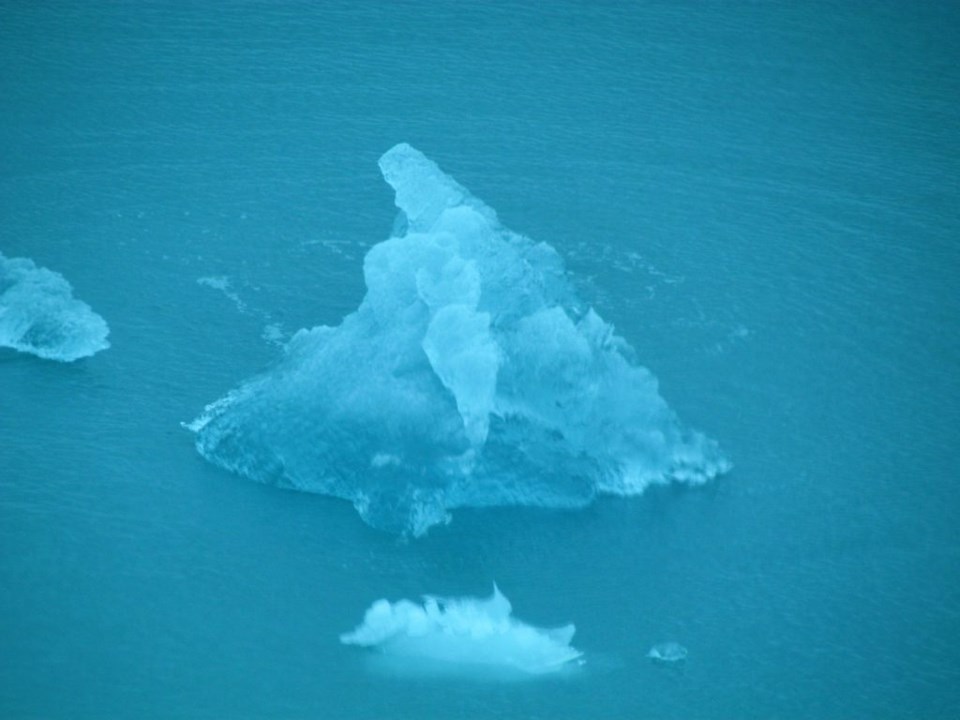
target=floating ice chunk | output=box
[189,144,729,536]
[0,252,110,362]
[340,585,582,677]
[647,642,688,663]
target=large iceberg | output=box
[0,252,110,362]
[189,144,728,535]
[340,585,582,677]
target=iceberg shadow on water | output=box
[188,143,729,536]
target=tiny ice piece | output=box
[647,642,688,663]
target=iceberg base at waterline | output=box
[189,143,729,536]
[340,585,583,678]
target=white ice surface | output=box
[341,585,583,677]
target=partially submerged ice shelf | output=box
[188,143,729,536]
[0,252,110,362]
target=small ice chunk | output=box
[647,641,688,663]
[341,585,583,677]
[0,252,110,362]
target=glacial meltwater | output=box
[2,2,958,718]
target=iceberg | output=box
[340,585,582,677]
[189,143,729,535]
[0,252,110,362]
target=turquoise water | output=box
[2,1,959,717]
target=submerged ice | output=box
[340,585,582,676]
[190,143,729,535]
[0,252,110,362]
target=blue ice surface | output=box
[189,144,729,536]
[0,252,110,361]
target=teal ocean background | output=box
[2,1,958,717]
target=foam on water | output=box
[189,144,729,535]
[647,642,688,664]
[340,585,582,677]
[0,252,110,362]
